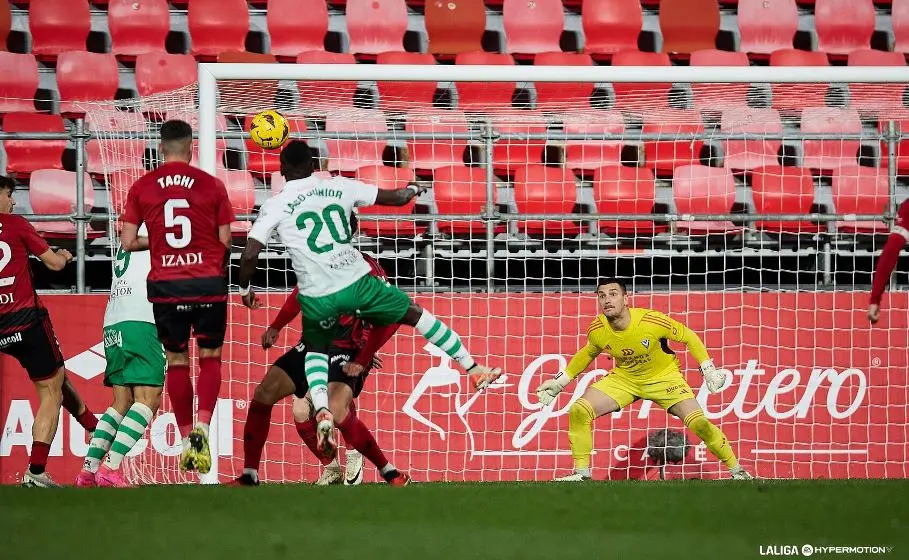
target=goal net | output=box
[85,63,909,484]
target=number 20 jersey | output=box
[249,175,378,297]
[122,161,235,304]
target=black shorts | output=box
[0,312,64,381]
[273,343,371,399]
[152,302,227,353]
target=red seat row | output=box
[1,0,902,59]
[25,163,887,239]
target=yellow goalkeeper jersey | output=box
[564,307,710,379]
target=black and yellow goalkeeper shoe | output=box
[188,427,212,474]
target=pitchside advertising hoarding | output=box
[0,293,905,484]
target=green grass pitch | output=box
[2,480,906,560]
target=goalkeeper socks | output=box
[415,310,476,371]
[304,352,330,412]
[84,407,124,473]
[104,403,153,470]
[684,410,738,469]
[568,398,596,471]
[29,441,51,475]
[165,364,194,437]
[336,409,390,471]
[196,356,222,426]
[242,400,274,470]
[295,420,334,466]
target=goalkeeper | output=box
[535,278,753,482]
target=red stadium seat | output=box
[217,52,279,110]
[29,169,96,237]
[268,0,328,59]
[324,109,387,173]
[135,53,198,98]
[593,166,666,234]
[769,49,830,114]
[673,165,738,233]
[582,0,642,59]
[751,166,820,233]
[433,165,503,235]
[29,0,90,58]
[108,0,170,58]
[0,2,10,52]
[0,52,39,113]
[355,166,427,237]
[107,169,145,213]
[455,52,516,112]
[611,51,672,112]
[490,116,548,176]
[377,52,438,111]
[879,110,909,174]
[217,169,255,232]
[721,107,782,171]
[534,52,594,111]
[244,114,307,176]
[689,50,751,110]
[895,0,909,55]
[188,0,249,58]
[659,0,721,56]
[800,107,861,171]
[2,113,65,176]
[56,52,120,116]
[405,111,470,172]
[346,0,408,57]
[562,112,624,172]
[815,0,875,56]
[502,0,564,56]
[737,0,798,56]
[847,50,907,116]
[513,164,582,236]
[832,166,888,233]
[296,51,358,115]
[642,110,704,177]
[85,110,147,175]
[424,0,485,57]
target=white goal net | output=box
[85,63,909,484]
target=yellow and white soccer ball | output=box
[248,109,290,150]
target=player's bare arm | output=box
[37,247,73,271]
[238,237,265,309]
[373,183,427,206]
[119,222,149,252]
[868,203,909,323]
[218,223,231,249]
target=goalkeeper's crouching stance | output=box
[536,278,752,482]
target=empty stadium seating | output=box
[355,166,426,236]
[405,112,470,172]
[433,164,500,235]
[611,51,672,112]
[376,52,438,111]
[490,117,548,176]
[894,0,909,54]
[513,165,581,236]
[0,2,11,51]
[561,112,625,173]
[346,0,408,57]
[29,0,90,58]
[135,52,198,106]
[582,0,642,58]
[503,0,565,56]
[29,169,96,237]
[2,112,66,176]
[188,0,250,58]
[108,0,170,58]
[750,166,820,232]
[800,107,862,171]
[593,166,666,234]
[455,52,516,112]
[0,52,39,113]
[848,50,907,115]
[642,110,705,176]
[268,0,328,59]
[814,0,875,56]
[770,49,831,113]
[56,51,120,116]
[738,0,798,56]
[689,50,751,110]
[534,52,595,111]
[296,51,359,114]
[721,107,783,171]
[659,0,721,55]
[673,165,738,233]
[424,0,485,57]
[324,110,388,172]
[832,166,889,233]
[85,110,147,175]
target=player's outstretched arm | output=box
[536,340,601,405]
[119,222,149,252]
[37,248,72,271]
[374,183,427,207]
[659,313,725,393]
[869,233,908,323]
[262,288,301,349]
[238,238,265,309]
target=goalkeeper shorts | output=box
[590,369,695,411]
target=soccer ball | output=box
[248,109,290,150]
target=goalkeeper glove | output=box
[700,359,727,393]
[536,372,572,405]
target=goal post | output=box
[84,63,909,484]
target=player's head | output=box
[159,119,194,163]
[595,278,628,318]
[280,140,316,181]
[0,176,16,214]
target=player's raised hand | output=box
[700,359,727,393]
[241,289,261,310]
[535,372,570,405]
[261,327,279,349]
[868,303,881,324]
[343,362,365,377]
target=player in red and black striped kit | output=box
[0,176,99,487]
[235,248,410,486]
[120,120,235,474]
